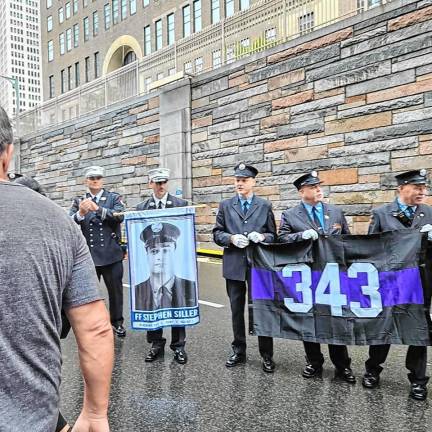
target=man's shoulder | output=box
[282,203,302,216]
[253,196,272,208]
[135,278,151,290]
[136,197,152,210]
[372,202,394,215]
[174,276,196,287]
[169,194,188,207]
[325,203,345,213]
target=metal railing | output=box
[17,0,393,138]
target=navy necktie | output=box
[406,206,415,219]
[312,206,322,229]
[242,201,249,215]
[158,201,163,209]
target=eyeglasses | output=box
[88,176,102,181]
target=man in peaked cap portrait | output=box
[278,170,356,384]
[363,169,432,401]
[70,165,127,338]
[213,162,276,373]
[136,167,193,365]
[134,222,197,363]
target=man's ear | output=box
[1,143,14,175]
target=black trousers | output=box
[226,278,273,358]
[365,344,429,385]
[96,260,124,325]
[303,342,351,370]
[147,327,186,351]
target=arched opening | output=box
[102,35,143,76]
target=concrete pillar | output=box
[159,78,192,201]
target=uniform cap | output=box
[293,171,321,190]
[395,169,428,186]
[140,222,180,249]
[149,168,170,183]
[234,163,258,178]
[84,166,104,178]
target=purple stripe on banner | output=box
[251,267,424,307]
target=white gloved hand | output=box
[302,229,319,241]
[231,234,250,248]
[420,224,432,233]
[247,231,265,243]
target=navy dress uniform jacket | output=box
[278,202,350,242]
[70,190,125,267]
[213,195,277,281]
[136,193,188,210]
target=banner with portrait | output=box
[125,207,199,330]
[250,230,432,345]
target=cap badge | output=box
[151,223,163,233]
[311,171,317,178]
[420,169,427,177]
[239,163,246,170]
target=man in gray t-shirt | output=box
[0,107,114,431]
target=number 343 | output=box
[282,263,382,318]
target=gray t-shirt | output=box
[0,182,103,431]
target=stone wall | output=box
[19,0,432,246]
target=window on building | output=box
[104,3,111,29]
[94,51,100,78]
[130,0,136,14]
[73,0,78,14]
[49,75,54,98]
[157,72,164,80]
[169,67,176,76]
[83,16,89,41]
[66,28,72,51]
[167,13,174,46]
[67,65,72,90]
[58,7,64,23]
[211,0,220,24]
[47,40,53,61]
[144,25,151,55]
[60,69,66,93]
[123,51,136,65]
[299,12,314,35]
[74,62,80,87]
[85,56,90,82]
[193,0,201,32]
[47,0,52,8]
[59,33,65,55]
[194,57,203,72]
[93,11,99,36]
[112,0,119,24]
[225,0,234,17]
[121,0,127,19]
[226,45,235,63]
[144,76,152,91]
[265,27,276,42]
[212,49,221,68]
[155,19,162,50]
[47,15,53,32]
[143,0,149,6]
[73,23,79,47]
[65,2,71,18]
[183,5,191,37]
[83,0,89,6]
[184,61,192,74]
[240,37,249,49]
[240,0,249,11]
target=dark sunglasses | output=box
[88,176,102,181]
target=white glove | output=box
[420,224,432,233]
[247,231,265,243]
[302,229,319,241]
[231,234,250,248]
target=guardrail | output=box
[16,0,393,138]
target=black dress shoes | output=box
[262,357,275,373]
[145,347,164,362]
[302,363,323,378]
[112,324,126,338]
[335,368,356,384]
[225,353,246,368]
[173,349,188,365]
[362,372,380,388]
[410,383,428,401]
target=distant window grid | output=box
[121,0,127,19]
[157,72,164,80]
[83,16,89,41]
[299,12,314,35]
[83,0,89,6]
[47,0,52,8]
[183,5,191,37]
[265,27,276,42]
[112,0,119,24]
[169,67,176,76]
[143,0,149,6]
[226,45,235,63]
[144,25,151,55]
[167,13,174,46]
[193,0,201,32]
[104,3,111,29]
[60,69,66,93]
[47,15,53,32]
[59,33,65,55]
[130,0,136,14]
[48,75,54,98]
[194,57,203,73]
[240,37,249,48]
[240,0,250,11]
[65,2,71,19]
[58,7,64,23]
[47,40,53,62]
[66,28,72,51]
[73,23,79,47]
[184,61,192,73]
[155,19,162,50]
[94,51,100,78]
[67,65,72,91]
[85,56,90,82]
[225,0,234,17]
[212,49,221,68]
[75,62,80,87]
[144,76,152,91]
[73,0,78,14]
[93,11,99,36]
[211,0,220,24]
